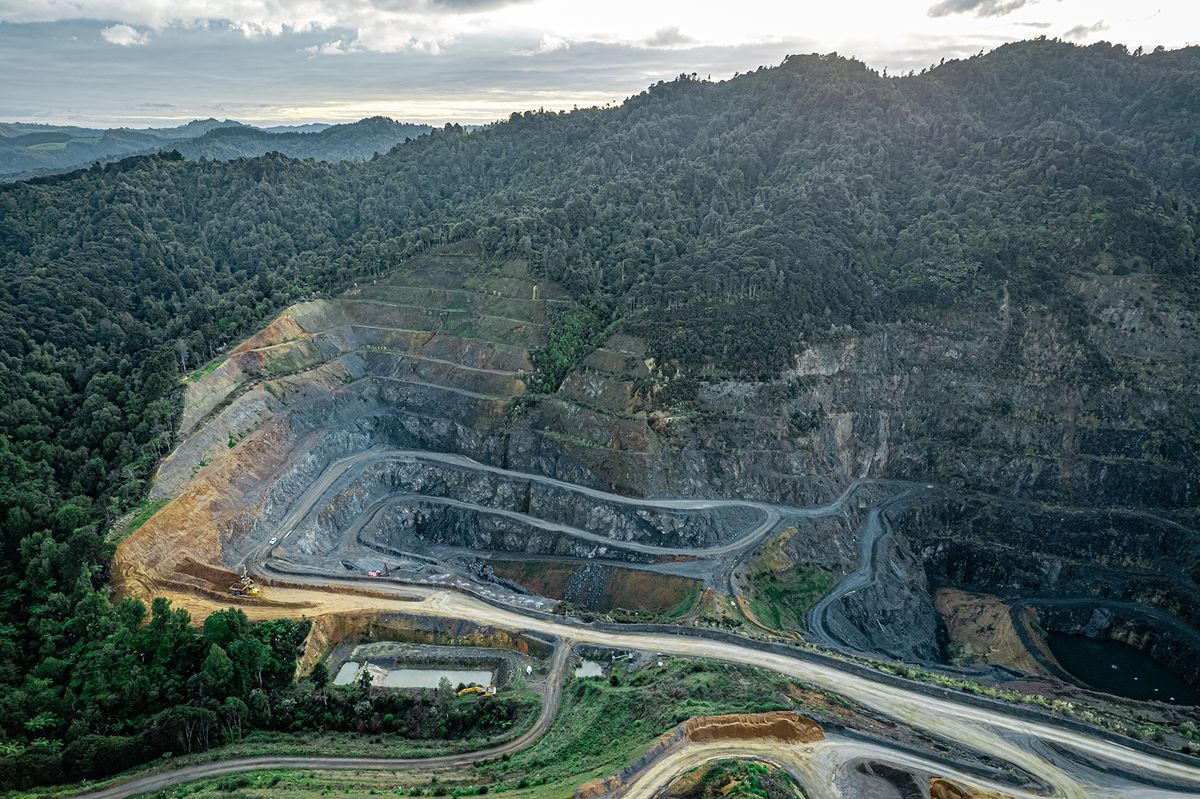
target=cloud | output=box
[303,38,357,56]
[643,26,695,49]
[535,34,567,53]
[426,0,533,10]
[2,0,535,53]
[100,23,149,46]
[927,0,1032,18]
[1062,19,1107,40]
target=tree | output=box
[310,662,329,692]
[220,696,248,741]
[199,644,234,699]
[356,669,373,697]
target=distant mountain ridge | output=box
[170,117,432,163]
[0,116,431,180]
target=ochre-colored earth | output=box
[935,588,1050,677]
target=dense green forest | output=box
[0,39,1197,786]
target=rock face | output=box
[820,532,945,663]
[125,246,1199,682]
[842,761,925,799]
[895,492,1200,630]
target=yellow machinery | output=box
[230,567,261,597]
[456,685,497,698]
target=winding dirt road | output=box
[116,445,1200,799]
[804,487,923,651]
[118,568,1200,799]
[76,643,573,799]
[242,446,902,589]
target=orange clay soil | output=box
[231,311,310,354]
[929,777,1016,799]
[575,712,823,799]
[115,412,301,607]
[934,588,1050,677]
[680,712,823,745]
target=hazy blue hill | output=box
[0,117,424,180]
[171,116,432,162]
[0,118,243,179]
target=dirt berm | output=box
[929,777,1012,799]
[575,712,823,799]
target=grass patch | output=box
[492,561,574,599]
[606,572,701,620]
[495,562,701,620]
[672,759,808,799]
[745,566,835,631]
[472,657,792,791]
[543,429,612,450]
[108,496,170,542]
[264,347,322,376]
[182,358,226,383]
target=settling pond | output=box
[574,660,604,678]
[333,661,493,689]
[1046,632,1199,706]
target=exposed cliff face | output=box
[126,246,1198,685]
[297,611,551,676]
[893,492,1200,629]
[639,275,1197,517]
[819,531,945,663]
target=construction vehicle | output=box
[229,567,261,597]
[456,685,497,698]
[366,562,393,578]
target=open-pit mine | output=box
[106,247,1200,799]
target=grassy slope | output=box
[667,760,808,799]
[745,567,835,631]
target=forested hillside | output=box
[0,116,430,181]
[0,38,1197,785]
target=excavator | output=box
[456,685,497,698]
[229,567,261,597]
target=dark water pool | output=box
[1046,631,1198,706]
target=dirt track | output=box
[117,573,1200,799]
[76,642,573,799]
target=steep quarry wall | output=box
[298,610,553,676]
[121,246,1199,691]
[820,531,944,663]
[894,492,1200,629]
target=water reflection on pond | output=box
[1046,632,1198,706]
[575,660,604,678]
[383,668,493,689]
[331,661,493,689]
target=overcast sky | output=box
[0,0,1195,128]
